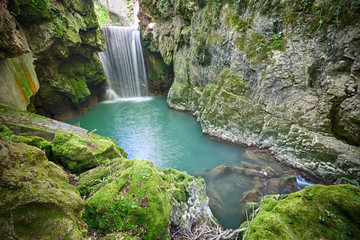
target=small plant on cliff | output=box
[94,0,110,25]
[27,0,49,15]
[158,0,170,12]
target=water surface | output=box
[66,97,295,229]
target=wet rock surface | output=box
[0,139,87,240]
[139,0,360,183]
[3,0,106,119]
[240,184,360,240]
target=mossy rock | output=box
[77,158,210,239]
[242,184,360,240]
[78,158,172,239]
[52,131,127,173]
[0,140,87,239]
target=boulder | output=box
[0,140,87,239]
[244,168,266,177]
[240,161,262,170]
[206,186,226,218]
[241,184,360,239]
[240,190,261,204]
[52,131,127,173]
[205,164,232,180]
[77,158,217,239]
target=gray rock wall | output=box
[139,0,360,183]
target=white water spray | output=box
[99,26,148,100]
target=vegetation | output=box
[52,131,127,173]
[241,184,360,239]
[94,0,110,25]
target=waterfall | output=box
[99,26,148,100]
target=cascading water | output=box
[99,26,148,99]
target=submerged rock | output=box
[241,184,360,239]
[206,186,226,219]
[52,131,127,173]
[240,161,262,170]
[0,140,87,239]
[204,164,232,180]
[241,190,261,204]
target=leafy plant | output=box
[94,0,110,25]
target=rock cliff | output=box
[139,0,360,183]
[1,0,106,119]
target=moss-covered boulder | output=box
[0,139,87,239]
[78,158,172,239]
[241,184,360,240]
[52,131,127,173]
[77,158,217,239]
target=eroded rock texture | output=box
[139,0,360,183]
[4,0,106,119]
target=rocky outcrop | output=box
[139,0,360,183]
[240,184,360,239]
[0,0,39,110]
[0,133,87,239]
[0,104,220,239]
[96,0,136,26]
[77,159,217,239]
[52,131,127,173]
[1,0,106,119]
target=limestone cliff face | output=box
[139,0,360,183]
[1,0,106,119]
[0,0,39,110]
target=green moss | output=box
[162,168,201,202]
[218,68,246,95]
[225,9,253,32]
[94,0,111,25]
[242,184,360,240]
[52,131,127,173]
[79,158,172,239]
[0,140,87,239]
[9,58,33,99]
[9,135,52,157]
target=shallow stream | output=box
[66,97,306,229]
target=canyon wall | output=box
[0,0,106,119]
[139,0,360,183]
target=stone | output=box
[77,158,218,239]
[240,161,262,170]
[52,131,127,173]
[5,0,106,118]
[245,169,266,177]
[241,184,360,239]
[0,140,87,239]
[139,0,360,184]
[233,166,246,175]
[240,190,261,204]
[206,186,226,218]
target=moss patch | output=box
[78,158,172,239]
[242,184,360,239]
[52,131,127,173]
[0,140,87,239]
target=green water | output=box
[66,97,293,229]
